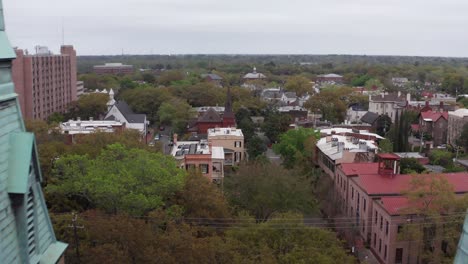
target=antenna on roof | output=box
[61,17,65,45]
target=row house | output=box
[207,127,245,166]
[170,138,225,183]
[335,156,468,264]
[412,109,448,147]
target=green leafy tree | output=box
[400,174,468,264]
[304,86,354,123]
[247,136,268,160]
[66,93,109,120]
[120,87,173,124]
[285,75,312,96]
[273,128,320,169]
[226,213,355,264]
[379,139,393,153]
[47,112,65,124]
[157,70,185,86]
[225,163,316,222]
[158,98,194,134]
[174,170,231,219]
[262,111,291,143]
[400,158,426,174]
[47,144,186,215]
[351,74,371,86]
[428,149,454,168]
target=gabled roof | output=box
[7,132,39,194]
[201,73,223,80]
[370,93,406,102]
[112,101,146,124]
[361,111,379,124]
[244,72,266,79]
[198,108,222,122]
[318,73,343,78]
[420,110,448,122]
[283,92,297,99]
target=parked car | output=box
[159,125,165,131]
[154,134,160,141]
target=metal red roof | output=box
[339,163,379,176]
[380,196,410,215]
[353,172,468,196]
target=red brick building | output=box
[189,87,236,134]
[12,46,77,120]
[333,156,468,264]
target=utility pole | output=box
[68,212,84,263]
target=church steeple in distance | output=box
[222,86,236,127]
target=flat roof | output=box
[208,127,243,137]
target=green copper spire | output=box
[0,0,4,30]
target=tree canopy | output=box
[225,163,317,222]
[47,144,186,215]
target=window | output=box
[234,141,242,148]
[380,216,383,230]
[385,221,389,235]
[375,211,378,224]
[363,199,366,211]
[379,239,382,252]
[200,164,209,174]
[351,187,354,199]
[395,248,403,264]
[397,225,403,233]
[384,245,387,260]
[373,233,376,247]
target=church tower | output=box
[222,86,236,127]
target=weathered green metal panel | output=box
[455,210,468,263]
[0,32,14,60]
[7,132,33,194]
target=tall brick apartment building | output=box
[12,45,77,120]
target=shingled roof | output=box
[361,111,380,124]
[198,108,222,122]
[114,101,146,123]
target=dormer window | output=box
[0,62,12,84]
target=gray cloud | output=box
[3,0,468,56]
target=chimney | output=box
[173,133,178,145]
[337,142,345,153]
[440,101,444,110]
[406,93,411,102]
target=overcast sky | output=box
[3,0,468,56]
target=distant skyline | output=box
[4,0,468,57]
